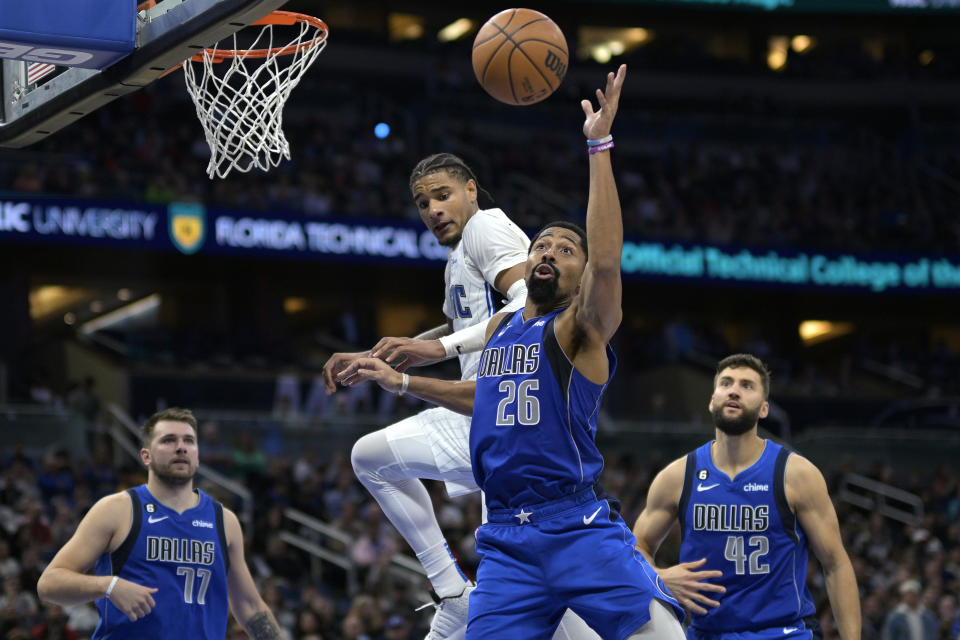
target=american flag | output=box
[27,63,57,85]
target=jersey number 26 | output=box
[496,379,540,426]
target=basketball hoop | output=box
[181,11,329,179]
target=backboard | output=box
[0,0,287,148]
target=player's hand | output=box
[108,578,159,621]
[371,337,445,372]
[657,557,725,615]
[582,64,626,141]
[337,357,405,393]
[321,351,370,394]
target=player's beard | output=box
[527,265,559,304]
[153,461,196,487]
[712,404,761,436]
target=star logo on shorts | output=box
[514,509,532,524]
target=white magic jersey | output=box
[443,207,529,381]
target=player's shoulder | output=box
[84,490,134,526]
[783,451,819,474]
[783,452,824,486]
[644,455,688,507]
[653,455,688,487]
[463,207,512,235]
[664,454,690,479]
[219,505,243,538]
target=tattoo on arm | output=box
[244,611,282,640]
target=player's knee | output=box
[350,433,375,476]
[351,431,393,483]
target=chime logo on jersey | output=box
[693,504,769,532]
[477,342,541,378]
[146,536,216,565]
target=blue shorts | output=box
[687,616,822,640]
[467,487,684,640]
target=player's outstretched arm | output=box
[786,456,861,640]
[37,493,159,621]
[633,457,724,615]
[338,357,477,416]
[574,64,626,345]
[224,508,283,639]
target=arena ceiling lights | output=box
[799,321,855,347]
[577,27,652,64]
[437,18,475,42]
[387,13,424,41]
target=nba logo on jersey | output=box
[169,203,206,255]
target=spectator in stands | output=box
[295,607,322,639]
[30,602,77,640]
[384,613,415,640]
[937,594,958,640]
[260,534,304,585]
[883,578,938,640]
[0,573,38,623]
[0,539,20,580]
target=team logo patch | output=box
[697,469,709,481]
[168,202,206,255]
[145,503,156,513]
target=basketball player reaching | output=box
[321,155,598,639]
[632,354,861,640]
[37,408,283,639]
[337,64,689,639]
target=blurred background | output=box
[1,0,959,638]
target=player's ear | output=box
[140,447,151,467]
[465,178,478,204]
[759,401,769,419]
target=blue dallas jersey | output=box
[471,308,616,511]
[678,440,816,634]
[93,485,230,640]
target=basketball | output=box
[471,9,568,106]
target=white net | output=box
[183,13,328,179]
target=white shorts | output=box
[384,406,478,497]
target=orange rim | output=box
[188,11,328,63]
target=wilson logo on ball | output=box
[545,51,566,80]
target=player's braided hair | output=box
[409,153,495,205]
[715,354,771,399]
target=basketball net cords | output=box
[183,19,326,179]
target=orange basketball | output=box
[471,8,568,106]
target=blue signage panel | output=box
[3,196,960,293]
[0,197,448,266]
[621,241,960,293]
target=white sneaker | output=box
[422,582,475,640]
